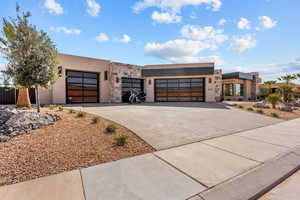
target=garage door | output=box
[155,78,205,102]
[122,78,144,103]
[66,70,99,103]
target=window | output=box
[104,71,108,81]
[224,84,233,96]
[234,84,244,96]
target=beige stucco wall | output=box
[39,87,52,105]
[52,54,112,104]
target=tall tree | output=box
[0,5,58,112]
[278,74,297,84]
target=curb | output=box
[197,147,300,200]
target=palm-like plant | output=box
[278,85,296,103]
[278,74,297,84]
[266,93,281,109]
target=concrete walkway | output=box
[0,118,299,200]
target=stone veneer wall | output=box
[214,69,223,101]
[110,62,142,103]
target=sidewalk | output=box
[1,118,300,200]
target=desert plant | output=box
[258,85,270,100]
[49,104,57,110]
[256,109,264,114]
[232,104,238,107]
[68,109,76,114]
[91,117,100,124]
[247,107,254,111]
[106,124,117,133]
[237,105,244,109]
[58,105,64,111]
[271,112,279,118]
[113,134,129,146]
[76,111,86,118]
[277,85,296,103]
[266,93,281,109]
[278,74,297,84]
[0,5,58,111]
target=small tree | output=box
[258,85,270,100]
[0,5,58,112]
[267,93,281,109]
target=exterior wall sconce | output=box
[116,77,119,83]
[58,66,63,77]
[148,79,151,85]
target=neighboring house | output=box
[222,72,261,101]
[38,53,258,104]
[268,82,300,98]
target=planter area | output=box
[0,106,154,186]
[232,102,300,120]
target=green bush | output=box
[113,134,129,146]
[271,112,280,118]
[232,104,238,107]
[68,109,76,114]
[91,117,100,124]
[77,111,86,118]
[247,107,254,111]
[58,105,64,111]
[266,93,281,109]
[256,109,264,114]
[106,124,117,133]
[238,105,244,109]
[49,104,57,110]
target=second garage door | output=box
[155,78,205,102]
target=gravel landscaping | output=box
[0,107,154,186]
[233,103,300,120]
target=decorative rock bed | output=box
[0,106,60,142]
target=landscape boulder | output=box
[0,106,60,142]
[253,102,270,109]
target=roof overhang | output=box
[142,66,214,77]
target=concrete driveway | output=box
[70,102,282,150]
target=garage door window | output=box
[66,70,99,103]
[155,78,204,102]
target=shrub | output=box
[256,109,264,114]
[232,104,238,107]
[271,112,280,118]
[68,109,76,114]
[247,107,254,111]
[266,93,281,109]
[238,105,244,109]
[113,134,129,146]
[49,104,57,110]
[91,117,100,124]
[106,124,117,133]
[77,111,86,118]
[58,105,64,111]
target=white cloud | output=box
[151,11,182,24]
[144,39,217,63]
[133,0,222,13]
[258,16,277,30]
[95,33,109,42]
[218,19,227,26]
[237,17,251,30]
[181,25,228,44]
[86,0,101,16]
[116,34,131,43]
[168,55,224,65]
[230,34,257,52]
[51,27,81,35]
[43,0,63,15]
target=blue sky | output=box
[0,0,300,82]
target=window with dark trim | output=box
[104,71,108,81]
[224,84,234,96]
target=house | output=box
[38,53,259,104]
[222,72,261,101]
